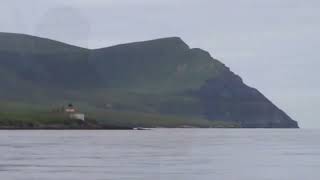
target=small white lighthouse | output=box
[65,104,76,113]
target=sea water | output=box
[0,129,319,180]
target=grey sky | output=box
[2,0,319,128]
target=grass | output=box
[0,107,240,129]
[91,110,239,128]
[0,111,89,128]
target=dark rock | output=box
[198,70,298,128]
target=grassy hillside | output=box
[0,32,85,54]
[91,39,226,92]
[0,32,298,128]
[0,34,225,118]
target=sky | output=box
[1,0,319,128]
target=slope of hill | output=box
[0,32,85,53]
[0,32,298,128]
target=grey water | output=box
[0,129,319,180]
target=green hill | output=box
[0,32,298,128]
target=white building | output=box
[70,113,85,121]
[65,104,85,121]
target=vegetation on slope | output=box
[0,32,298,128]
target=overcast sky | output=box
[2,0,319,128]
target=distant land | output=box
[0,32,298,128]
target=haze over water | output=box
[0,129,319,180]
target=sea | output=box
[0,129,319,180]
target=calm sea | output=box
[0,129,319,180]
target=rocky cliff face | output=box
[0,32,299,128]
[198,70,298,128]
